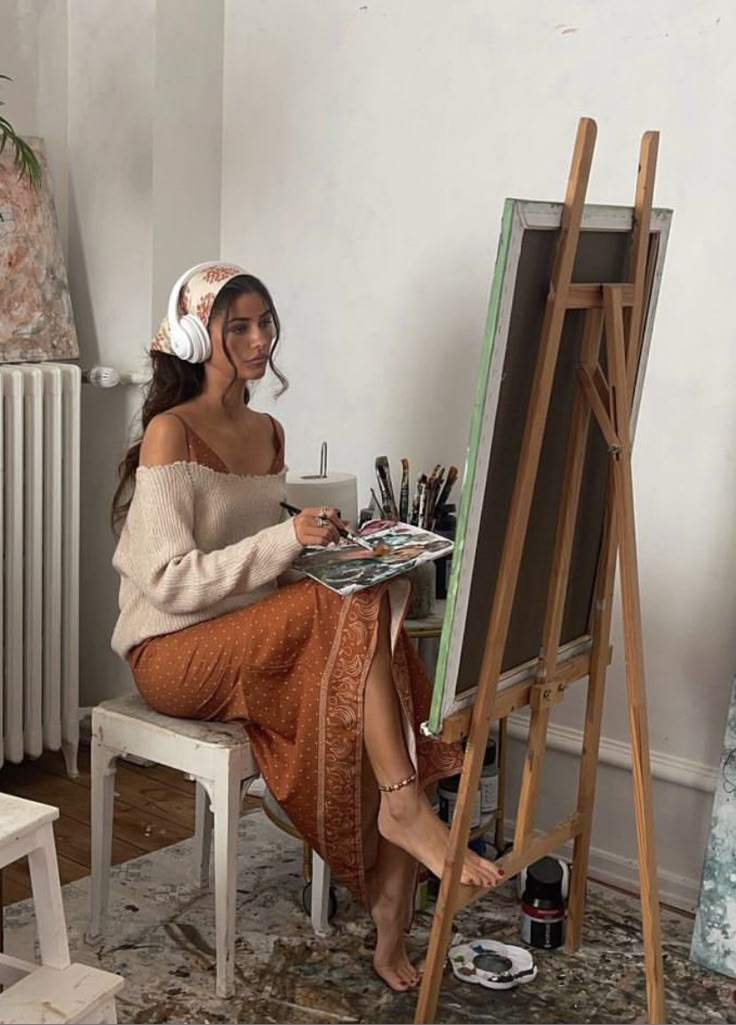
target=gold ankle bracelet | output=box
[377,771,417,793]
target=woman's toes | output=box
[459,853,503,888]
[401,966,420,988]
[401,959,419,984]
[375,964,409,991]
[461,863,483,886]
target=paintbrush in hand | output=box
[280,502,376,552]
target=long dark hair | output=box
[111,273,287,534]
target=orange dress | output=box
[127,423,461,904]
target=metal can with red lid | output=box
[520,857,566,949]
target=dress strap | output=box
[265,413,282,454]
[265,413,285,473]
[163,412,195,460]
[162,413,229,473]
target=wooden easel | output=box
[415,118,666,1025]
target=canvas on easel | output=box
[415,118,671,1025]
[426,201,671,734]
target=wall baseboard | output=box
[567,838,700,913]
[501,713,709,912]
[501,819,700,913]
[506,713,719,794]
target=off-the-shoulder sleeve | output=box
[115,463,303,614]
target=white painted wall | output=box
[221,0,735,902]
[2,0,733,904]
[1,0,225,703]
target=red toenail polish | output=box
[499,869,505,875]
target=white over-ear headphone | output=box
[167,261,222,363]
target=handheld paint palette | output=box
[448,939,537,990]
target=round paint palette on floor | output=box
[448,939,538,990]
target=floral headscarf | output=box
[151,262,247,355]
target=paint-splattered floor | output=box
[3,813,733,1024]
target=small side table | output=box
[405,599,446,640]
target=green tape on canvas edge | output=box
[427,198,516,736]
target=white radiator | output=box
[0,363,80,773]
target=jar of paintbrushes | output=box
[371,455,459,613]
[372,455,459,532]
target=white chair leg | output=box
[89,736,117,937]
[212,759,240,998]
[310,852,332,935]
[62,735,80,778]
[193,781,213,888]
[27,824,71,968]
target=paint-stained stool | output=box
[88,693,331,998]
[0,793,123,1024]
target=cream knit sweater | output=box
[111,461,303,657]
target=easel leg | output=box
[614,460,665,1023]
[493,718,508,853]
[521,304,605,853]
[605,285,665,1024]
[513,705,551,848]
[415,116,597,1025]
[415,717,494,1023]
[566,492,617,951]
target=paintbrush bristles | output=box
[375,455,399,521]
[431,465,458,528]
[399,457,410,522]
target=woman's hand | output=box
[293,506,342,547]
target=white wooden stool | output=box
[0,795,70,971]
[0,794,123,1024]
[89,695,258,998]
[0,963,123,1024]
[89,694,333,998]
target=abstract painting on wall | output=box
[0,136,78,363]
[690,676,736,978]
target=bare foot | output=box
[371,892,422,991]
[377,787,503,888]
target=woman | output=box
[110,261,502,991]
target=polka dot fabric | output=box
[126,434,462,905]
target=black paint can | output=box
[520,857,565,949]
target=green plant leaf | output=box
[0,74,41,187]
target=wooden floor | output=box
[0,745,243,907]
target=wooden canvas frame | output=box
[415,119,669,1025]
